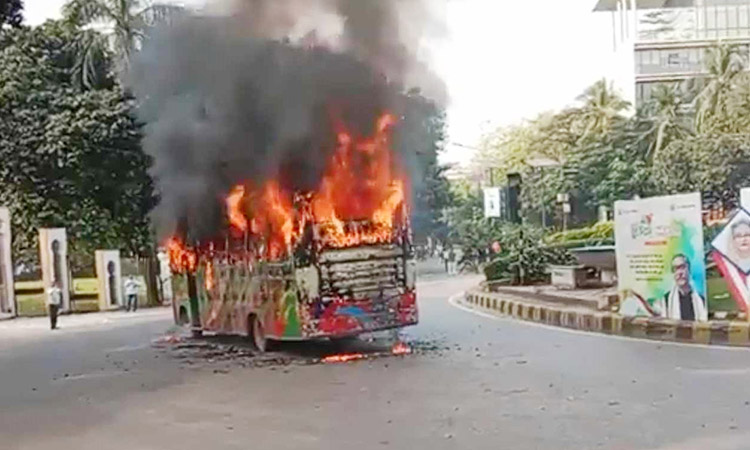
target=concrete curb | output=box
[464,290,750,347]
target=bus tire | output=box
[178,306,189,326]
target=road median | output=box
[463,288,750,347]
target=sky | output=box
[24,0,615,165]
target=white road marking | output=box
[447,292,750,353]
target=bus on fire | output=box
[167,114,418,352]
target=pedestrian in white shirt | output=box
[46,281,62,330]
[124,276,140,312]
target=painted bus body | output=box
[171,240,418,342]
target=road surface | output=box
[3,273,750,449]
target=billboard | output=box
[615,193,707,321]
[741,187,750,210]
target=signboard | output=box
[0,208,14,316]
[483,187,501,218]
[741,187,750,210]
[615,193,707,321]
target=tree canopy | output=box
[62,0,184,81]
[395,89,452,243]
[0,0,22,28]
[0,22,155,269]
[472,43,750,230]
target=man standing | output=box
[440,245,448,273]
[124,275,140,312]
[46,281,62,330]
[447,246,457,276]
[659,254,707,321]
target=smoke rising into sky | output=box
[129,0,446,240]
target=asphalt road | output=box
[4,273,750,449]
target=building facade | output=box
[595,0,750,107]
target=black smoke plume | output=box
[129,0,446,241]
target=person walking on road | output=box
[440,245,448,273]
[124,275,140,312]
[447,246,457,276]
[46,281,62,330]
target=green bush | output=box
[484,254,512,282]
[483,224,576,284]
[545,221,614,248]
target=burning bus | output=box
[167,114,418,351]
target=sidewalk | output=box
[0,307,173,337]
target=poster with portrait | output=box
[615,193,707,321]
[711,208,750,312]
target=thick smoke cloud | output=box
[129,0,446,241]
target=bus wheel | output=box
[178,307,189,326]
[249,315,267,353]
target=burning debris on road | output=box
[152,332,431,370]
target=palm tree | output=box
[62,0,182,82]
[693,44,746,132]
[69,27,113,90]
[723,73,750,133]
[576,78,631,139]
[639,83,691,160]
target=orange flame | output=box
[249,181,298,260]
[391,341,411,355]
[166,113,407,270]
[166,237,197,274]
[322,353,366,363]
[205,260,215,291]
[310,112,404,249]
[226,185,248,232]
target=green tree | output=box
[394,89,452,243]
[444,186,496,271]
[638,83,692,160]
[652,134,750,208]
[569,119,653,208]
[62,0,182,76]
[0,0,22,28]
[0,23,156,269]
[474,122,536,182]
[576,78,630,140]
[693,44,746,133]
[717,72,750,133]
[475,79,632,228]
